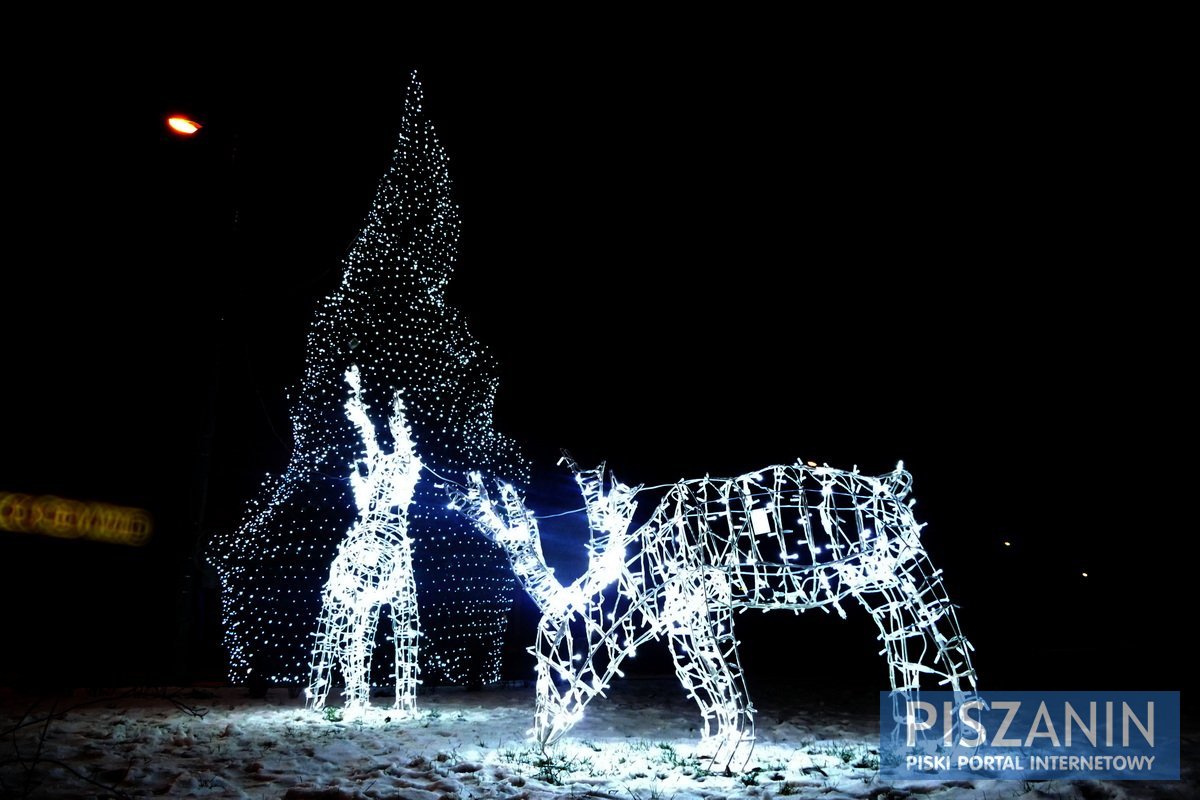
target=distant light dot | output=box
[1003,541,1011,547]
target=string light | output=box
[454,459,978,772]
[208,71,528,689]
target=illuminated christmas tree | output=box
[210,71,528,688]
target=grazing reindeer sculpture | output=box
[452,456,977,769]
[307,367,423,717]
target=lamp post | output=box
[165,109,234,684]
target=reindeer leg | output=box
[856,545,978,736]
[664,571,753,773]
[308,592,343,711]
[340,601,384,717]
[389,574,420,715]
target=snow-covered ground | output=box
[1,678,1192,799]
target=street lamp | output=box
[164,108,231,682]
[167,115,203,136]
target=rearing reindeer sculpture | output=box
[452,458,977,770]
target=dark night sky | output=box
[0,48,1186,695]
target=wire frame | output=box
[307,367,423,717]
[454,459,977,771]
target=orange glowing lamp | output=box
[167,116,202,135]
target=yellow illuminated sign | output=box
[0,492,153,547]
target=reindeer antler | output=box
[343,366,422,517]
[451,472,577,617]
[447,472,505,540]
[452,460,640,619]
[558,449,581,473]
[575,463,640,599]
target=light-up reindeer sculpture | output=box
[308,367,423,717]
[452,457,977,770]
